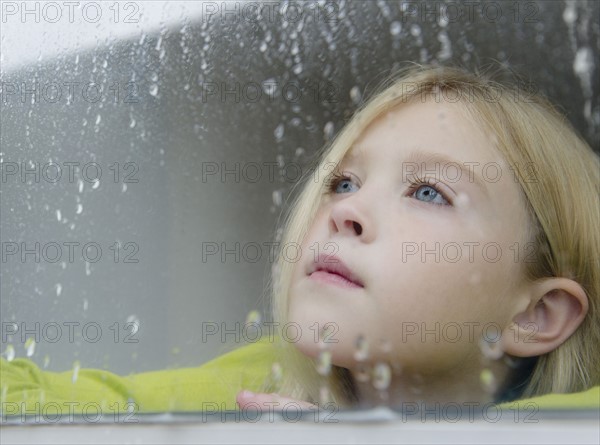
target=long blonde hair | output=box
[264,64,600,406]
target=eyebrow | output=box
[403,149,489,195]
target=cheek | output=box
[369,250,517,351]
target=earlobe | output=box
[501,278,589,358]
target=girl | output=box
[237,63,600,411]
[2,64,598,416]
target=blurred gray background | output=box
[1,0,598,374]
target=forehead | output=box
[347,99,503,167]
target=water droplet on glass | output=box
[319,385,330,405]
[454,193,469,208]
[316,350,332,376]
[271,362,283,381]
[95,114,101,125]
[76,204,83,215]
[262,78,277,98]
[290,40,299,55]
[292,63,303,75]
[85,261,91,276]
[5,345,15,362]
[78,180,84,193]
[372,362,391,390]
[83,299,89,311]
[390,21,402,36]
[43,354,50,368]
[573,47,593,77]
[354,335,369,361]
[259,41,268,52]
[438,14,449,27]
[479,337,504,360]
[469,272,482,285]
[437,31,452,61]
[129,118,136,128]
[149,84,159,96]
[379,339,392,353]
[126,315,140,335]
[503,355,520,369]
[122,183,128,193]
[56,209,62,221]
[410,24,421,37]
[56,283,62,297]
[355,363,370,382]
[92,180,100,189]
[272,189,283,207]
[274,123,284,141]
[480,368,497,393]
[25,338,36,357]
[349,86,361,105]
[562,3,577,24]
[245,310,261,325]
[323,121,334,140]
[72,360,81,383]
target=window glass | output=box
[1,0,598,432]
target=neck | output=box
[345,359,509,409]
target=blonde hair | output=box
[263,64,600,406]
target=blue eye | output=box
[325,172,359,194]
[410,180,450,206]
[325,172,451,206]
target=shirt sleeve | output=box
[0,337,278,415]
[498,385,600,410]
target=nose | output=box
[329,192,374,242]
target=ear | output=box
[501,278,589,357]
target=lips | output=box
[308,253,364,288]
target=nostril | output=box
[353,221,362,235]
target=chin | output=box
[291,335,358,371]
[291,336,321,359]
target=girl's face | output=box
[288,98,533,382]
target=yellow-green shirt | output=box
[1,338,276,414]
[1,338,598,416]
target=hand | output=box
[236,390,317,412]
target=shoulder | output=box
[499,386,600,410]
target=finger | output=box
[236,390,316,411]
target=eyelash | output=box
[324,171,357,193]
[324,172,452,206]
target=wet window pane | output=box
[1,0,599,439]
